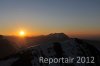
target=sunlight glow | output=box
[19,30,26,37]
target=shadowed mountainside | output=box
[0,33,100,66]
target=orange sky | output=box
[0,0,100,39]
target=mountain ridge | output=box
[0,33,100,66]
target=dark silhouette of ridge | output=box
[0,33,100,66]
[0,35,16,59]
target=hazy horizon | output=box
[0,0,100,39]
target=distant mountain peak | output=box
[47,33,69,39]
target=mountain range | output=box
[0,33,100,66]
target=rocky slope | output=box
[0,33,100,66]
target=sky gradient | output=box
[0,0,100,38]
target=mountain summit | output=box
[0,34,100,66]
[47,33,69,39]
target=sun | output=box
[19,30,26,37]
